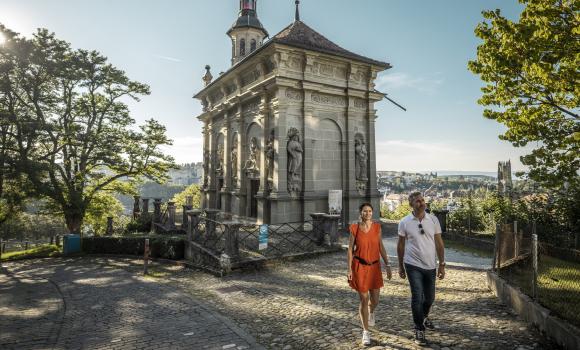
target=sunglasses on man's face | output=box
[418,223,425,235]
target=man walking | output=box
[397,191,446,345]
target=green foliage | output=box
[468,0,579,189]
[124,215,152,234]
[83,192,125,236]
[82,236,185,260]
[0,213,66,240]
[0,244,61,261]
[170,184,201,208]
[381,202,412,221]
[0,25,176,233]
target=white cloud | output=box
[161,136,203,164]
[375,72,444,94]
[375,139,529,172]
[153,54,182,63]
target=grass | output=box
[0,244,62,261]
[444,239,494,258]
[502,255,580,327]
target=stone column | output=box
[182,204,193,230]
[106,217,114,236]
[256,93,270,223]
[223,220,241,259]
[153,198,162,224]
[133,196,141,219]
[141,198,150,215]
[187,209,203,241]
[309,212,326,245]
[367,105,380,219]
[301,89,316,222]
[167,202,177,229]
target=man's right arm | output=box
[397,220,407,279]
[397,236,406,279]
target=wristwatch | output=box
[438,262,446,266]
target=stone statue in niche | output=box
[244,137,260,176]
[231,138,239,185]
[216,144,224,177]
[355,138,368,181]
[203,150,210,187]
[265,130,275,191]
[287,128,303,193]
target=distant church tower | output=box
[227,0,269,66]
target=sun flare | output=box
[0,32,6,45]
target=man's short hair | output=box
[408,191,422,205]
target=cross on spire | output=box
[295,0,300,21]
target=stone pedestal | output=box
[222,220,241,259]
[309,212,326,246]
[322,214,341,246]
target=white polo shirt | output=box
[398,212,442,270]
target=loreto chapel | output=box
[195,0,391,224]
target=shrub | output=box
[82,235,185,260]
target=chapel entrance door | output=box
[250,179,259,218]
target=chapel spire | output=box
[227,0,269,66]
[295,1,300,21]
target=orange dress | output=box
[349,222,384,293]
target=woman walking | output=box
[347,203,392,346]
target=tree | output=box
[171,184,201,208]
[0,25,175,234]
[83,192,125,236]
[468,0,579,189]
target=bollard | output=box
[25,241,29,250]
[143,239,150,275]
[532,233,538,300]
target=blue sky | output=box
[0,0,533,172]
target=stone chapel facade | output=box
[194,0,391,224]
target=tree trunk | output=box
[64,211,84,235]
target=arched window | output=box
[240,39,246,56]
[250,39,257,52]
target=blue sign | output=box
[259,224,269,250]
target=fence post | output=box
[25,241,29,250]
[143,238,150,275]
[0,239,3,264]
[496,224,503,274]
[532,233,538,300]
[513,220,518,258]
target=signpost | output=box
[328,190,342,215]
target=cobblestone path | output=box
[159,251,559,350]
[1,251,560,350]
[0,258,263,350]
